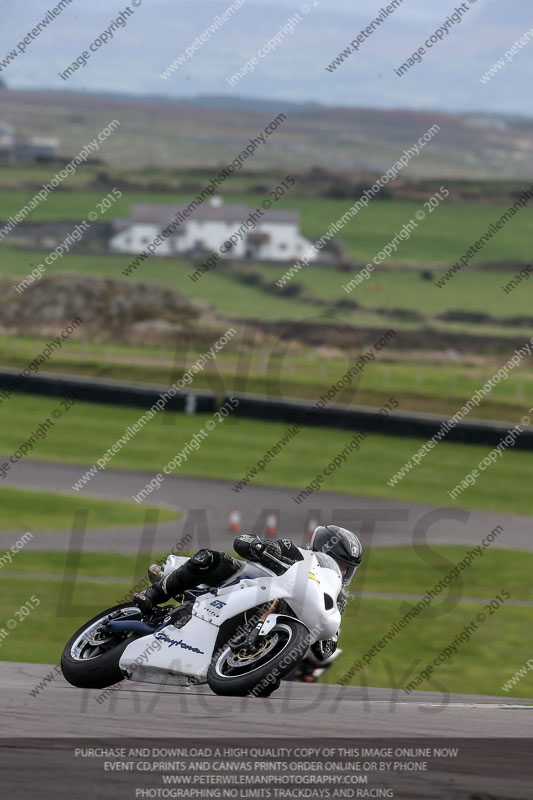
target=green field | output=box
[0,246,319,322]
[256,263,533,318]
[1,547,530,698]
[0,164,268,193]
[326,596,531,696]
[2,244,533,346]
[0,486,180,531]
[1,189,532,266]
[1,393,532,514]
[0,332,532,423]
[2,546,530,602]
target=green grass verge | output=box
[0,486,180,531]
[0,551,181,581]
[1,333,532,424]
[1,394,532,514]
[325,596,531,698]
[0,577,128,664]
[359,545,532,602]
[2,546,531,602]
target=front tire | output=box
[207,617,310,697]
[61,603,142,689]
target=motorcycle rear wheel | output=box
[61,603,142,689]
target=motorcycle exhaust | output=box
[107,620,158,635]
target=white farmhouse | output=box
[110,197,317,262]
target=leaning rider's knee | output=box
[189,549,218,573]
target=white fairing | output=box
[119,550,342,685]
[161,554,188,575]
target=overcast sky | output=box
[1,0,532,115]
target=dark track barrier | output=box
[224,392,533,450]
[2,368,530,449]
[0,369,217,414]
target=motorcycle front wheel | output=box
[207,617,310,697]
[61,603,143,689]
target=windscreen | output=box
[313,551,342,579]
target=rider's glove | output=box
[133,586,160,616]
[254,540,282,563]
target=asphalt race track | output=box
[1,661,532,799]
[0,661,531,739]
[1,456,532,554]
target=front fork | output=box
[246,599,279,649]
[230,599,280,653]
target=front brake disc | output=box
[225,633,279,667]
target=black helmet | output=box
[310,525,362,585]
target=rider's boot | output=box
[147,564,164,585]
[133,562,197,615]
[133,550,240,616]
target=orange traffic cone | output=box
[307,517,319,541]
[265,511,278,538]
[229,508,241,534]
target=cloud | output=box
[1,0,532,116]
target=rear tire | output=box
[61,604,142,689]
[207,617,310,697]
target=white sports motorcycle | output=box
[61,549,342,697]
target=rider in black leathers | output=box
[133,526,362,663]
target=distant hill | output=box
[1,89,533,178]
[59,91,322,113]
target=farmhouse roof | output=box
[130,202,300,225]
